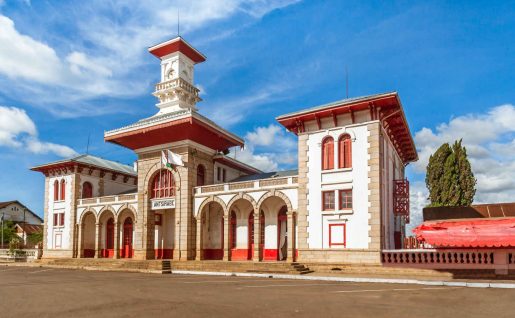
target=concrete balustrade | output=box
[382,249,515,275]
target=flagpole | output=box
[1,213,4,249]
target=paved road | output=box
[1,265,514,318]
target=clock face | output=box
[166,69,175,80]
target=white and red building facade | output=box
[32,37,417,264]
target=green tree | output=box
[425,139,476,206]
[425,143,452,206]
[27,231,43,247]
[452,139,476,205]
[1,220,18,247]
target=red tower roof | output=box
[148,37,206,63]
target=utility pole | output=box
[23,209,26,249]
[1,213,4,249]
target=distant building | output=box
[0,201,43,225]
[14,223,44,248]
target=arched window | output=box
[338,134,352,169]
[321,136,334,170]
[53,180,59,201]
[151,169,176,198]
[197,165,205,187]
[82,182,93,199]
[60,179,66,201]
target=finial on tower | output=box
[148,37,206,115]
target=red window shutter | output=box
[338,135,352,169]
[53,181,59,201]
[53,214,58,226]
[60,213,65,226]
[344,137,352,168]
[60,180,66,201]
[322,137,334,170]
[82,182,93,199]
[328,141,334,169]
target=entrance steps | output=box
[36,258,164,272]
[34,258,513,280]
[170,260,314,275]
[301,262,506,280]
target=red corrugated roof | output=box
[413,218,515,248]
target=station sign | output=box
[151,198,176,210]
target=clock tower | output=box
[149,37,206,115]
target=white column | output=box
[94,223,101,258]
[114,221,120,259]
[287,213,295,262]
[253,210,260,261]
[223,215,229,261]
[196,217,202,261]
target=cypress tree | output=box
[452,139,476,205]
[425,143,452,206]
[425,140,476,206]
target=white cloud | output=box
[0,106,77,157]
[0,1,299,116]
[406,181,429,234]
[409,103,515,230]
[231,124,298,172]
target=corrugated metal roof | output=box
[231,169,298,182]
[276,91,397,120]
[32,154,136,176]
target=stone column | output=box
[252,209,260,262]
[494,251,509,275]
[287,213,295,262]
[223,215,229,261]
[94,222,101,258]
[114,221,120,259]
[195,217,202,261]
[78,224,84,258]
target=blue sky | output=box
[0,0,514,226]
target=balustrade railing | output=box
[0,249,42,261]
[155,78,200,97]
[195,176,297,195]
[77,193,137,206]
[382,249,494,265]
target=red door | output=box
[105,218,114,258]
[122,218,133,258]
[248,212,254,260]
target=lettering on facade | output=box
[151,198,176,210]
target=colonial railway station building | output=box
[32,37,417,264]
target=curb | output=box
[170,270,515,289]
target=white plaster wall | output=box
[103,174,137,196]
[235,211,251,248]
[46,175,73,250]
[381,128,405,249]
[213,162,245,183]
[202,206,223,249]
[263,210,278,249]
[82,214,96,250]
[306,124,370,249]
